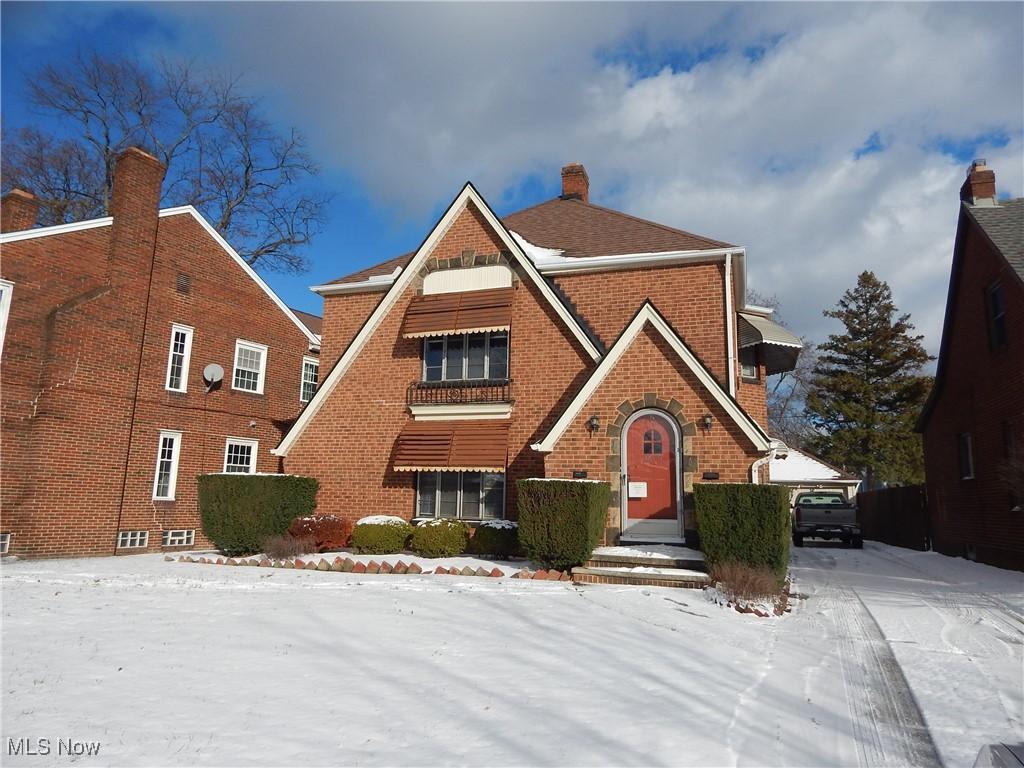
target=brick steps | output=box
[584,553,706,571]
[571,565,710,589]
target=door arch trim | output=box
[621,408,684,541]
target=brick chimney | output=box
[960,159,996,206]
[561,163,589,203]
[108,147,166,288]
[1,189,40,233]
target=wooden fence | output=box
[856,485,930,551]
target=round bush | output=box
[288,515,352,552]
[411,519,470,558]
[350,518,413,554]
[468,520,519,558]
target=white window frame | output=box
[161,529,195,547]
[421,331,509,382]
[165,323,194,392]
[958,433,975,480]
[415,471,506,520]
[223,437,259,474]
[0,532,10,555]
[152,430,183,501]
[232,339,268,394]
[300,356,319,403]
[117,530,149,549]
[0,278,13,356]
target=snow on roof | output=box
[769,446,857,483]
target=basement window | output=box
[0,533,10,555]
[957,433,975,480]
[117,530,149,549]
[162,529,195,547]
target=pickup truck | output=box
[791,491,862,548]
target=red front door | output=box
[625,413,677,520]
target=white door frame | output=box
[621,408,684,542]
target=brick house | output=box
[918,161,1024,570]
[275,164,800,544]
[0,148,321,558]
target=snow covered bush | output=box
[198,474,318,556]
[287,515,352,552]
[350,518,413,554]
[517,479,609,570]
[693,483,790,585]
[410,519,470,558]
[468,520,519,558]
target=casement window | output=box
[162,529,195,547]
[0,278,13,356]
[986,281,1007,349]
[117,530,149,549]
[957,433,975,480]
[165,323,194,392]
[739,348,759,381]
[232,340,268,394]
[224,438,258,474]
[300,356,319,403]
[152,430,183,500]
[423,332,509,382]
[416,471,505,520]
[0,532,10,555]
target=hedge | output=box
[468,520,519,559]
[198,474,319,556]
[350,518,413,554]
[692,483,790,584]
[517,479,610,570]
[410,519,470,558]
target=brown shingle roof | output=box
[290,308,322,335]
[392,420,510,472]
[326,196,732,285]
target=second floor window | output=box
[224,438,258,473]
[165,324,194,392]
[739,348,759,381]
[987,282,1007,349]
[233,340,268,394]
[300,356,319,403]
[958,433,975,481]
[423,331,508,382]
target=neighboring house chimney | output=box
[561,163,590,203]
[108,147,166,288]
[1,189,40,233]
[960,159,996,206]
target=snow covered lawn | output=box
[2,543,1021,767]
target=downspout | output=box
[751,439,789,484]
[724,253,736,397]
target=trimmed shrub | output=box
[264,533,317,559]
[198,474,318,557]
[350,517,413,554]
[468,520,520,558]
[410,519,470,558]
[288,515,353,552]
[693,483,790,585]
[517,479,610,570]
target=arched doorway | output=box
[621,409,683,541]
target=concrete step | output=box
[572,565,711,589]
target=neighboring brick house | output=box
[276,164,800,544]
[0,148,321,558]
[918,161,1024,571]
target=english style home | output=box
[276,164,800,544]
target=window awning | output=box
[393,420,510,472]
[738,312,803,375]
[401,287,513,338]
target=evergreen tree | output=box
[805,272,933,487]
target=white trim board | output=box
[273,183,602,457]
[0,216,114,243]
[531,301,771,453]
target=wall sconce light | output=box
[586,415,600,433]
[701,413,713,432]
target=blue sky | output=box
[3,2,1022,352]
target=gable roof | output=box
[0,205,321,347]
[768,446,859,483]
[532,301,771,453]
[274,182,603,457]
[290,308,323,337]
[918,198,1023,431]
[321,195,734,287]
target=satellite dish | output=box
[203,363,224,393]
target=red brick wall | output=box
[922,213,1024,570]
[1,177,314,557]
[320,291,383,370]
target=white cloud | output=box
[157,2,1021,351]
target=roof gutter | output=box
[535,246,744,276]
[310,267,402,296]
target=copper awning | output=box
[401,287,513,338]
[393,420,510,472]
